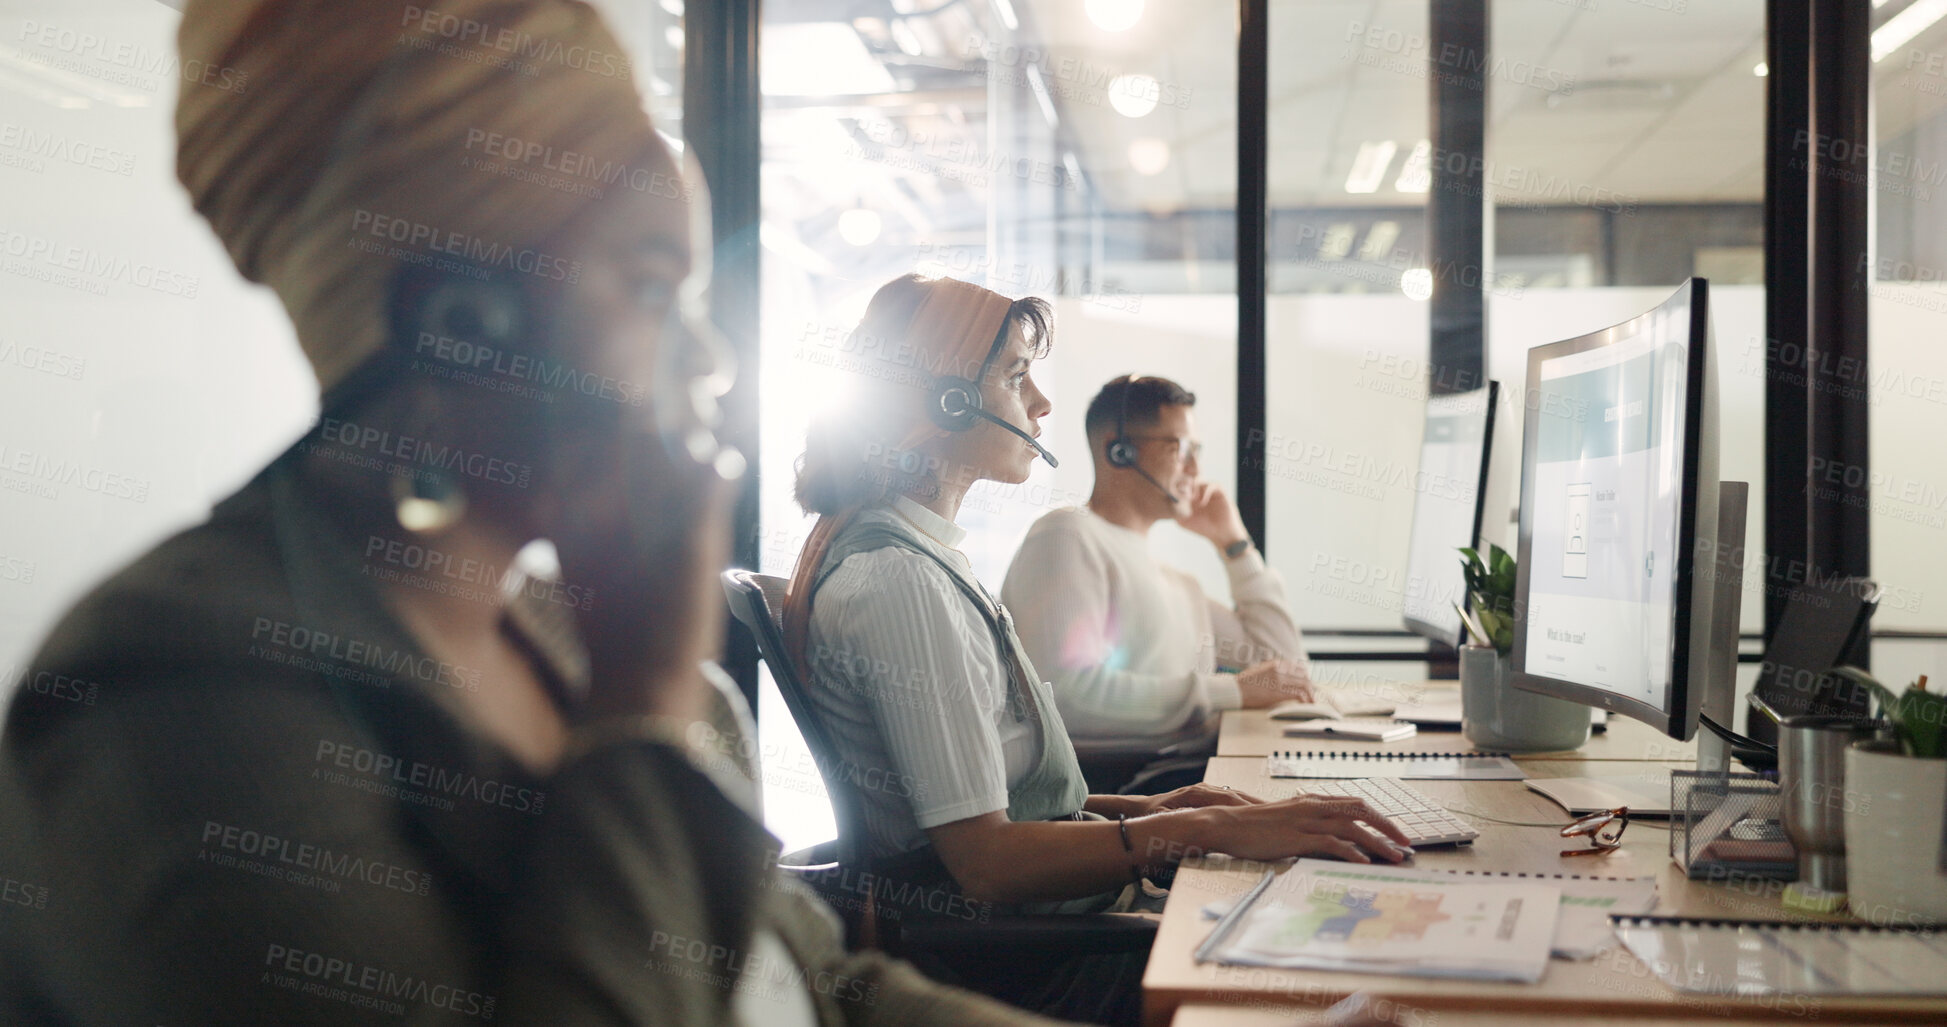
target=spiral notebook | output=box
[1267,750,1526,780]
[1613,915,1947,996]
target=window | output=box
[1868,2,1947,681]
[756,0,1237,851]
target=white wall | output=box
[0,0,683,700]
[0,1,317,696]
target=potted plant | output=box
[1830,667,1947,925]
[1451,544,1589,752]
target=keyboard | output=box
[1294,777,1480,847]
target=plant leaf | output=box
[1898,687,1947,759]
[1831,666,1943,758]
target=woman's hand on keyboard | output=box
[1190,795,1415,864]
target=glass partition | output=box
[1867,3,1947,684]
[1262,0,1432,676]
[757,0,1237,851]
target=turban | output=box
[175,0,662,392]
[781,274,1018,671]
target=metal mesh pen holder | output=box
[1670,770,1796,882]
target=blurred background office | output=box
[3,0,1944,856]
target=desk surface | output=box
[1169,1003,1899,1027]
[1143,756,1922,1026]
[1216,693,1697,762]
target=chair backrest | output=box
[720,569,871,865]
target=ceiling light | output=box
[1393,139,1431,193]
[1359,221,1401,262]
[992,0,1020,31]
[665,25,684,49]
[837,208,882,247]
[659,0,684,14]
[1062,150,1086,187]
[0,64,90,109]
[1086,0,1144,32]
[889,19,924,56]
[1873,0,1947,61]
[1025,64,1059,128]
[1344,140,1398,194]
[762,23,898,96]
[1108,74,1159,118]
[1128,138,1170,176]
[1400,268,1434,301]
[1752,61,1768,76]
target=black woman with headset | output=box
[782,273,1413,1023]
[0,3,1074,1025]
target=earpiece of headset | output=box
[929,375,985,433]
[410,274,526,350]
[1104,374,1181,504]
[318,266,531,421]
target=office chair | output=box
[720,570,1158,967]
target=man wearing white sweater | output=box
[1001,375,1314,758]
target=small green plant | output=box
[1453,543,1517,656]
[1830,667,1944,759]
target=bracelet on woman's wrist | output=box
[1116,814,1145,887]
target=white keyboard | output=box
[1295,778,1480,847]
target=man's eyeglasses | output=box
[1126,435,1202,464]
[1560,806,1629,857]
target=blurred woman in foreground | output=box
[0,1,1064,1023]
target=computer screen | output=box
[1511,279,1718,741]
[1402,383,1498,647]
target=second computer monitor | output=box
[1510,278,1719,742]
[1401,382,1499,648]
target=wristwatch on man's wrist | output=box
[1223,538,1253,560]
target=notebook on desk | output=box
[1266,690,1401,720]
[1195,862,1560,982]
[1614,916,1947,996]
[1281,718,1416,742]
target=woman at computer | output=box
[784,275,1414,917]
[0,3,1075,1024]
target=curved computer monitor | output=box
[1510,279,1718,742]
[1401,382,1499,647]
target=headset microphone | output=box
[1129,463,1180,505]
[1105,375,1180,504]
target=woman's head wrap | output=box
[175,0,663,392]
[780,273,1018,672]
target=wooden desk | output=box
[1143,757,1926,1026]
[1216,704,1697,763]
[1170,1002,1898,1027]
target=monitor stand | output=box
[1526,482,1747,818]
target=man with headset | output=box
[1001,375,1313,770]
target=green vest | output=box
[811,513,1091,827]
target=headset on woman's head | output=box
[926,314,1057,468]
